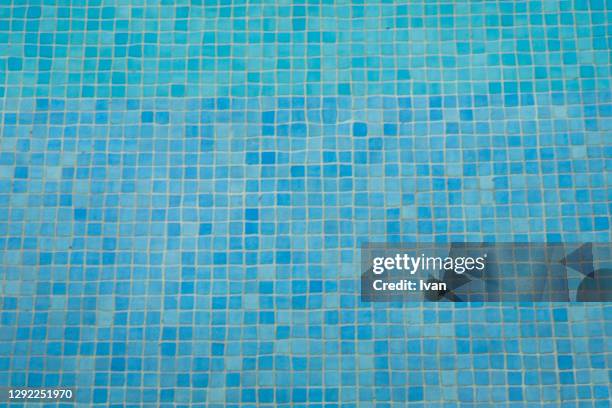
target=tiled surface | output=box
[0,1,611,406]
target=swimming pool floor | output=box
[0,1,611,406]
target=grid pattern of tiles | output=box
[0,1,611,406]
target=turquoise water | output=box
[0,1,611,406]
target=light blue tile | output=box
[0,0,611,406]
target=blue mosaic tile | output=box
[0,0,611,406]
